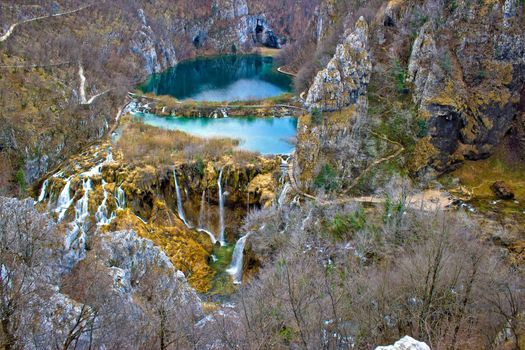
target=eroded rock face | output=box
[375,336,430,350]
[296,17,374,189]
[407,2,525,175]
[129,1,282,74]
[130,9,178,75]
[306,16,372,112]
[491,181,515,200]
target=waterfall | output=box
[173,168,190,228]
[226,233,251,284]
[198,190,206,228]
[83,148,113,177]
[96,180,115,225]
[38,179,49,202]
[218,168,226,245]
[278,182,291,208]
[197,190,217,244]
[56,178,73,222]
[197,228,217,245]
[75,178,92,227]
[116,185,126,209]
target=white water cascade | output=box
[198,190,206,228]
[116,185,126,209]
[197,190,218,244]
[95,181,116,225]
[278,182,291,208]
[173,168,190,228]
[56,178,73,222]
[75,178,92,226]
[64,177,91,252]
[226,233,251,284]
[218,168,226,245]
[38,179,49,202]
[197,228,218,245]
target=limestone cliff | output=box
[403,0,525,175]
[296,17,376,190]
[297,0,525,187]
[305,16,371,112]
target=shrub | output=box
[314,163,339,192]
[416,118,428,138]
[15,168,26,194]
[311,107,323,125]
[392,59,408,94]
[328,207,366,239]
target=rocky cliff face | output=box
[305,16,371,111]
[130,0,283,75]
[296,17,376,190]
[297,0,525,187]
[403,0,525,175]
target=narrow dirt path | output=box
[78,63,110,105]
[284,129,450,211]
[0,4,93,42]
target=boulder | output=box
[491,181,515,200]
[375,336,430,350]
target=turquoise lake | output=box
[139,55,292,102]
[135,113,298,155]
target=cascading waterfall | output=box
[75,178,92,227]
[197,190,218,244]
[173,168,190,228]
[65,178,91,251]
[116,185,126,208]
[226,233,251,284]
[197,228,217,245]
[38,179,49,202]
[56,178,73,222]
[198,190,206,229]
[96,180,116,225]
[218,167,226,245]
[278,182,291,208]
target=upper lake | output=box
[139,55,292,102]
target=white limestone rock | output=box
[375,336,431,350]
[306,16,371,112]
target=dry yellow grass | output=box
[117,117,259,165]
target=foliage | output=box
[15,168,26,194]
[314,163,340,192]
[311,107,323,125]
[328,207,366,239]
[416,118,429,138]
[392,59,409,94]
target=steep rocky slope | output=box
[294,0,524,192]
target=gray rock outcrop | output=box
[306,16,371,112]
